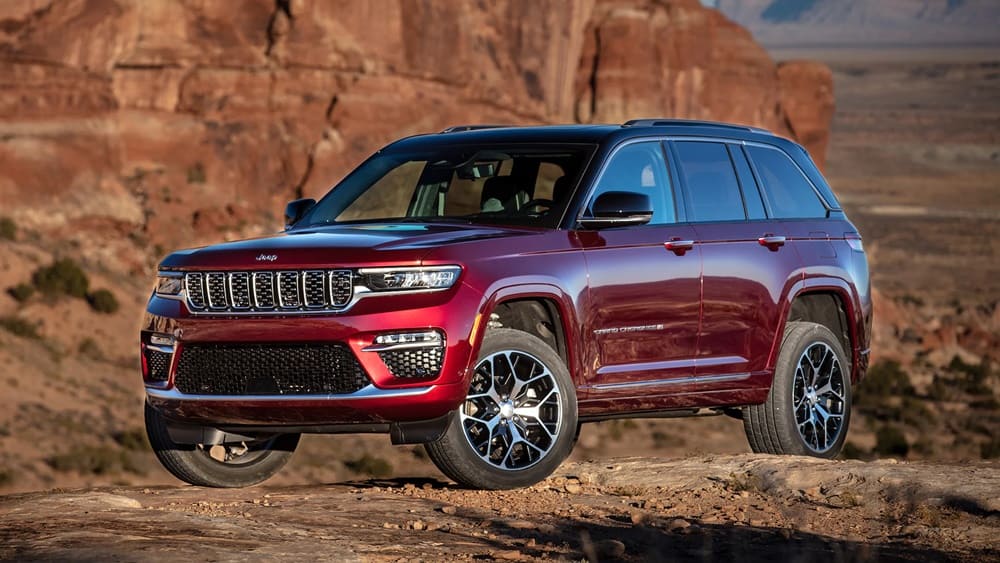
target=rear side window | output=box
[673,141,746,222]
[746,145,827,219]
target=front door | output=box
[578,141,702,406]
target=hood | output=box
[159,222,540,270]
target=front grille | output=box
[185,270,353,313]
[174,343,369,395]
[144,348,171,381]
[379,346,444,379]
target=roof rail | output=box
[439,124,511,134]
[621,118,770,133]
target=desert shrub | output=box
[47,445,129,475]
[78,337,104,361]
[0,216,15,241]
[0,316,41,339]
[32,258,89,299]
[898,396,936,428]
[969,396,1000,410]
[0,468,12,486]
[926,375,952,401]
[7,283,34,303]
[87,288,119,314]
[947,356,992,395]
[860,360,915,397]
[895,294,925,307]
[187,162,206,184]
[113,428,149,451]
[873,425,909,458]
[345,454,393,478]
[981,436,1000,460]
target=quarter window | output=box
[746,145,827,219]
[674,141,746,222]
[589,142,675,224]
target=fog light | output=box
[150,333,175,347]
[374,331,442,346]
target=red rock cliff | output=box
[0,0,833,266]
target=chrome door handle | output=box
[664,239,694,256]
[758,235,786,250]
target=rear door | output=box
[743,143,837,272]
[668,140,801,380]
[579,140,702,400]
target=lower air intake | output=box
[175,343,369,395]
[379,346,444,379]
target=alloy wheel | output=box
[793,342,847,453]
[460,350,562,470]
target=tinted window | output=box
[300,145,593,229]
[590,142,675,224]
[674,141,746,222]
[746,145,827,219]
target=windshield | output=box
[297,144,594,229]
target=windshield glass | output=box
[297,144,594,228]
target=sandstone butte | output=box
[0,0,833,267]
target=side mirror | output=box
[578,191,653,229]
[284,198,316,229]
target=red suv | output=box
[142,120,872,489]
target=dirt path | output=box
[1,455,997,562]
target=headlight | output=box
[358,266,461,292]
[155,273,183,296]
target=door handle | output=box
[758,234,786,250]
[664,239,694,256]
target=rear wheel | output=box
[425,328,577,489]
[743,321,852,458]
[145,401,299,487]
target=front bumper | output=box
[141,281,483,427]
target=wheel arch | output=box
[470,284,581,386]
[773,278,862,382]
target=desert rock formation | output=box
[0,0,833,268]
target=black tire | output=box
[425,328,578,489]
[144,401,299,487]
[743,321,852,458]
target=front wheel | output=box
[743,321,852,458]
[425,328,578,489]
[144,401,299,487]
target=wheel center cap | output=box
[499,401,515,419]
[806,388,819,405]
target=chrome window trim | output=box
[145,383,435,401]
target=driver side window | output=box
[589,142,674,224]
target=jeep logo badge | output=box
[256,254,278,262]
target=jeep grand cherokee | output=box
[141,120,872,489]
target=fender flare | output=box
[466,282,582,386]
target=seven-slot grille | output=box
[174,343,369,395]
[184,270,352,313]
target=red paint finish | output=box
[142,126,872,433]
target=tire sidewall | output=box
[145,400,299,487]
[438,328,578,489]
[773,322,852,458]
